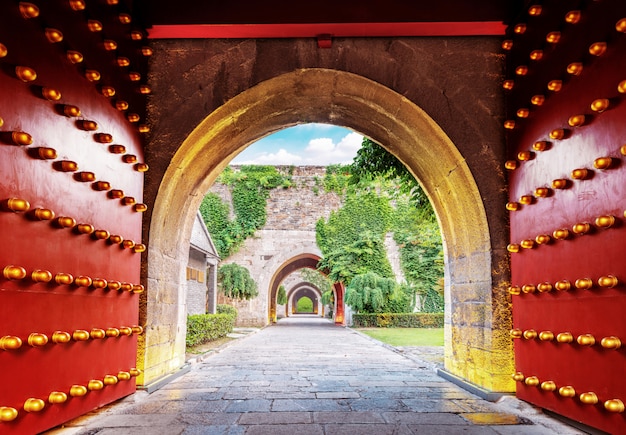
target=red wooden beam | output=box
[147,21,506,39]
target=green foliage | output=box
[344,272,399,313]
[300,269,333,306]
[351,312,444,328]
[201,165,289,258]
[186,306,237,347]
[323,164,351,194]
[216,304,238,317]
[349,137,444,313]
[218,263,258,300]
[199,193,238,258]
[391,197,444,313]
[277,285,287,305]
[316,190,393,285]
[350,138,429,206]
[317,231,392,284]
[296,296,313,313]
[420,287,445,313]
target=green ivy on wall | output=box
[200,165,290,258]
[316,186,393,285]
[391,196,444,313]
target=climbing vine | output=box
[322,164,351,194]
[318,137,445,314]
[391,197,444,313]
[200,165,290,258]
[316,187,393,285]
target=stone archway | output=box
[286,283,323,317]
[266,253,344,325]
[144,68,512,393]
[289,287,320,314]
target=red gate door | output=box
[505,2,626,433]
[0,2,149,433]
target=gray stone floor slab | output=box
[46,316,586,435]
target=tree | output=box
[316,189,393,286]
[217,263,258,300]
[350,138,429,207]
[277,285,287,305]
[350,137,444,313]
[344,272,398,313]
[317,230,392,285]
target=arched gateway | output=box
[145,68,513,394]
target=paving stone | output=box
[401,398,469,413]
[324,423,411,435]
[492,426,577,435]
[150,388,222,400]
[271,398,350,412]
[406,424,500,434]
[187,400,231,413]
[221,389,269,400]
[315,391,360,399]
[224,399,272,413]
[238,411,312,424]
[243,424,324,435]
[312,411,385,424]
[95,427,186,435]
[382,411,469,425]
[76,414,178,428]
[453,399,502,413]
[115,401,169,414]
[348,398,409,411]
[177,412,241,425]
[182,425,245,435]
[54,317,585,435]
[264,391,317,399]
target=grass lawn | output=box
[356,328,444,347]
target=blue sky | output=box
[231,123,364,166]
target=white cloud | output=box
[232,128,364,166]
[235,148,303,165]
[303,132,363,165]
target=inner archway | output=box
[145,68,512,394]
[267,253,344,325]
[286,283,324,318]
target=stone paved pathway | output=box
[49,316,585,434]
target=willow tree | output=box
[217,263,258,300]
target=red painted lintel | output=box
[147,21,507,39]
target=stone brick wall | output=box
[210,166,342,231]
[264,168,342,231]
[187,249,208,315]
[210,165,407,325]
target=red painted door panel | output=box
[505,2,626,433]
[0,2,149,433]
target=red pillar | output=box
[333,282,345,325]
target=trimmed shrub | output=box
[351,313,444,328]
[186,305,238,347]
